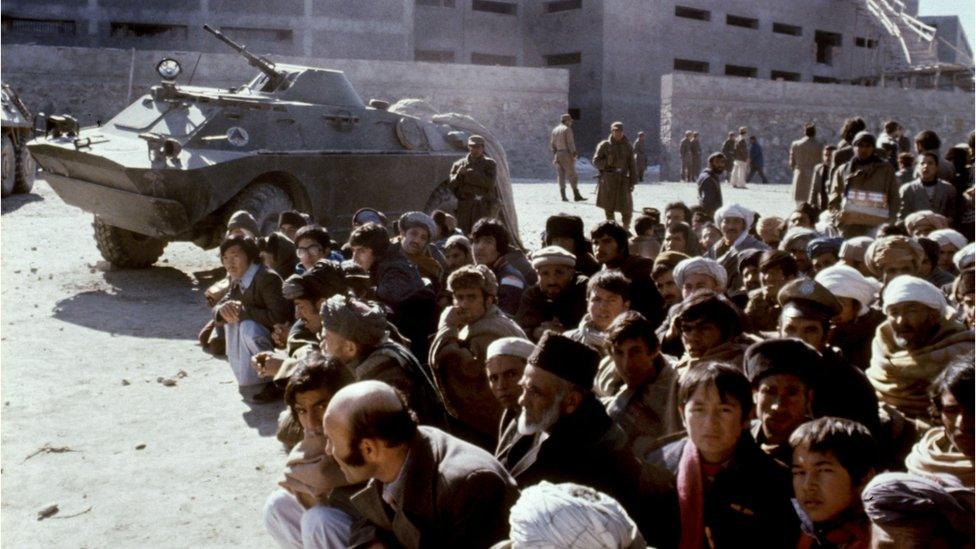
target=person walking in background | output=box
[721,131,736,182]
[679,131,693,182]
[730,127,750,189]
[689,131,702,181]
[550,113,585,202]
[634,131,648,183]
[790,123,823,206]
[747,136,768,184]
[697,153,726,218]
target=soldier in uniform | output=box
[449,135,498,234]
[593,122,638,229]
[634,131,648,183]
[550,114,585,202]
[679,131,692,181]
[689,131,702,180]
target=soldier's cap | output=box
[808,237,843,258]
[611,122,624,130]
[852,131,876,147]
[530,246,576,269]
[777,278,841,321]
[561,113,573,122]
[467,135,486,147]
[744,338,821,387]
[528,331,599,389]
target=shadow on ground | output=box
[1,192,43,215]
[53,266,207,340]
[242,399,286,438]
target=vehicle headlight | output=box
[156,58,182,81]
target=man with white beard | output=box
[494,331,650,538]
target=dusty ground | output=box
[0,176,794,548]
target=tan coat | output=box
[790,136,823,205]
[550,123,576,155]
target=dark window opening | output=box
[815,30,842,65]
[545,52,581,66]
[568,108,581,120]
[726,14,758,29]
[725,64,757,78]
[2,16,77,35]
[812,76,841,84]
[855,37,878,48]
[221,27,292,43]
[772,22,801,36]
[416,49,455,62]
[771,70,801,81]
[674,58,709,73]
[472,0,517,15]
[674,5,710,21]
[110,22,188,39]
[470,52,517,66]
[544,0,581,13]
[416,0,456,6]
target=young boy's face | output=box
[792,447,856,523]
[681,383,747,464]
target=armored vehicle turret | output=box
[27,26,500,268]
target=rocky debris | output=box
[23,444,77,463]
[36,504,58,521]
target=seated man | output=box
[929,228,968,273]
[905,359,974,487]
[599,311,679,456]
[258,232,298,278]
[323,381,518,548]
[515,246,588,342]
[320,294,446,428]
[815,264,884,370]
[657,256,728,356]
[904,209,950,238]
[629,214,662,259]
[429,265,526,447]
[590,220,665,327]
[213,234,292,399]
[544,213,601,276]
[779,227,819,276]
[396,211,446,286]
[442,234,473,275]
[864,235,924,284]
[294,225,339,274]
[227,209,259,238]
[790,418,878,548]
[673,291,756,373]
[918,237,956,288]
[496,332,648,536]
[743,250,798,332]
[744,339,819,466]
[643,363,798,549]
[484,337,535,439]
[471,218,527,316]
[708,204,768,289]
[651,251,689,312]
[806,236,842,274]
[735,248,764,294]
[867,275,974,420]
[838,236,874,277]
[862,472,974,547]
[277,210,308,241]
[263,355,357,548]
[564,270,631,357]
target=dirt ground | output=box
[0,177,795,548]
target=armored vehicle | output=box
[28,26,505,268]
[2,83,37,197]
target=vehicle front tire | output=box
[13,142,36,195]
[1,135,15,198]
[93,216,168,268]
[224,182,294,236]
[422,183,457,216]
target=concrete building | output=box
[919,15,975,66]
[3,0,970,161]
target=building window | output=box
[544,0,581,13]
[855,37,878,48]
[545,52,581,66]
[674,5,710,21]
[2,16,77,35]
[673,58,709,73]
[568,108,581,120]
[470,52,517,66]
[110,22,188,39]
[772,22,801,36]
[815,30,842,65]
[771,70,800,81]
[725,64,757,78]
[472,0,516,15]
[416,0,456,5]
[813,76,841,84]
[416,49,455,62]
[221,27,292,43]
[726,14,758,29]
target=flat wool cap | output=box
[744,338,821,387]
[530,246,577,269]
[320,295,387,347]
[528,331,599,389]
[487,337,536,361]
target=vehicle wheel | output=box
[422,183,457,215]
[224,182,294,236]
[92,216,168,268]
[1,135,15,198]
[13,142,36,194]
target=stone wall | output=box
[1,44,567,177]
[660,72,975,183]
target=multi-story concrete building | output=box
[919,15,975,66]
[3,0,969,159]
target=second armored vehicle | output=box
[2,83,37,198]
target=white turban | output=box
[815,264,881,315]
[508,481,643,549]
[486,337,535,361]
[953,243,975,272]
[928,229,968,251]
[882,275,948,315]
[780,227,819,252]
[714,204,754,226]
[673,257,728,290]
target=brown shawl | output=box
[905,427,975,488]
[279,436,349,507]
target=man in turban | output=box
[839,236,874,276]
[708,203,768,289]
[815,264,883,370]
[865,235,925,284]
[904,210,950,238]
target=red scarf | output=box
[677,441,706,549]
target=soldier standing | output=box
[593,122,638,229]
[689,131,702,181]
[679,131,693,181]
[550,114,585,202]
[449,135,498,234]
[634,131,648,183]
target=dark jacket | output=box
[214,264,291,330]
[898,178,957,220]
[827,307,885,371]
[353,338,448,429]
[348,426,518,549]
[829,156,899,229]
[515,275,588,341]
[643,436,799,549]
[605,254,666,328]
[808,162,832,213]
[697,168,723,217]
[372,246,431,307]
[749,141,764,167]
[491,256,528,317]
[815,348,881,436]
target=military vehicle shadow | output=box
[1,192,43,215]
[242,399,285,437]
[53,266,207,340]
